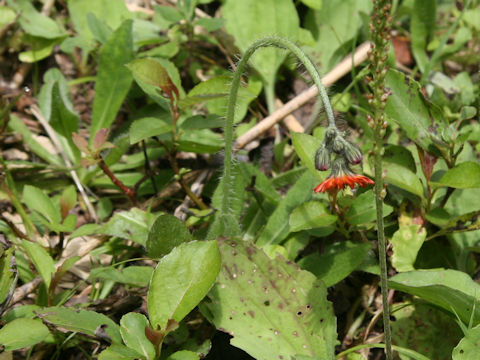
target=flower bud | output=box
[332,137,344,153]
[344,141,363,165]
[315,146,331,171]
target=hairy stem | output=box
[221,36,335,219]
[368,1,393,358]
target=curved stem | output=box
[221,36,335,218]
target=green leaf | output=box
[7,115,62,166]
[37,306,122,343]
[148,241,221,330]
[23,185,60,225]
[205,238,337,360]
[147,214,192,258]
[289,201,337,232]
[298,242,371,287]
[19,37,60,63]
[90,266,153,287]
[383,145,417,173]
[127,57,172,88]
[0,318,50,351]
[391,224,426,272]
[38,68,80,163]
[180,114,223,130]
[177,129,223,154]
[49,82,80,161]
[0,5,15,28]
[129,117,173,144]
[410,0,436,73]
[68,0,132,47]
[385,162,425,199]
[86,12,113,44]
[291,132,325,181]
[99,208,157,246]
[452,324,480,359]
[304,0,371,70]
[300,0,322,10]
[120,313,156,360]
[184,76,260,123]
[346,190,393,226]
[389,269,480,325]
[7,0,65,39]
[167,350,200,360]
[22,240,55,289]
[0,247,15,304]
[385,69,446,152]
[392,302,462,360]
[222,0,299,89]
[257,171,316,246]
[90,20,134,142]
[97,344,143,360]
[436,162,480,189]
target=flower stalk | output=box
[366,0,393,358]
[215,37,336,234]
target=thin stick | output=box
[235,41,371,149]
[30,105,98,222]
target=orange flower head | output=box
[314,157,374,193]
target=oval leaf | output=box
[148,240,221,330]
[147,214,193,258]
[0,318,50,351]
[389,269,480,325]
[289,201,337,232]
[438,162,480,189]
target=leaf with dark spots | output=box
[204,238,336,360]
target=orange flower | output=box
[314,174,374,193]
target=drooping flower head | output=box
[314,156,374,193]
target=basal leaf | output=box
[23,185,60,225]
[129,117,173,144]
[146,214,193,258]
[298,242,371,287]
[304,0,371,70]
[392,302,462,360]
[385,162,425,199]
[37,306,122,343]
[391,224,426,272]
[184,76,260,123]
[257,171,316,246]
[22,240,55,289]
[204,238,337,360]
[410,0,436,73]
[99,208,157,246]
[148,241,221,330]
[0,318,50,351]
[452,324,480,359]
[289,201,337,232]
[346,190,393,226]
[0,247,15,303]
[222,0,299,89]
[385,69,446,152]
[120,313,156,360]
[126,58,180,101]
[437,162,480,189]
[389,269,480,326]
[90,20,134,142]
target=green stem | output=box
[374,135,393,359]
[221,36,335,219]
